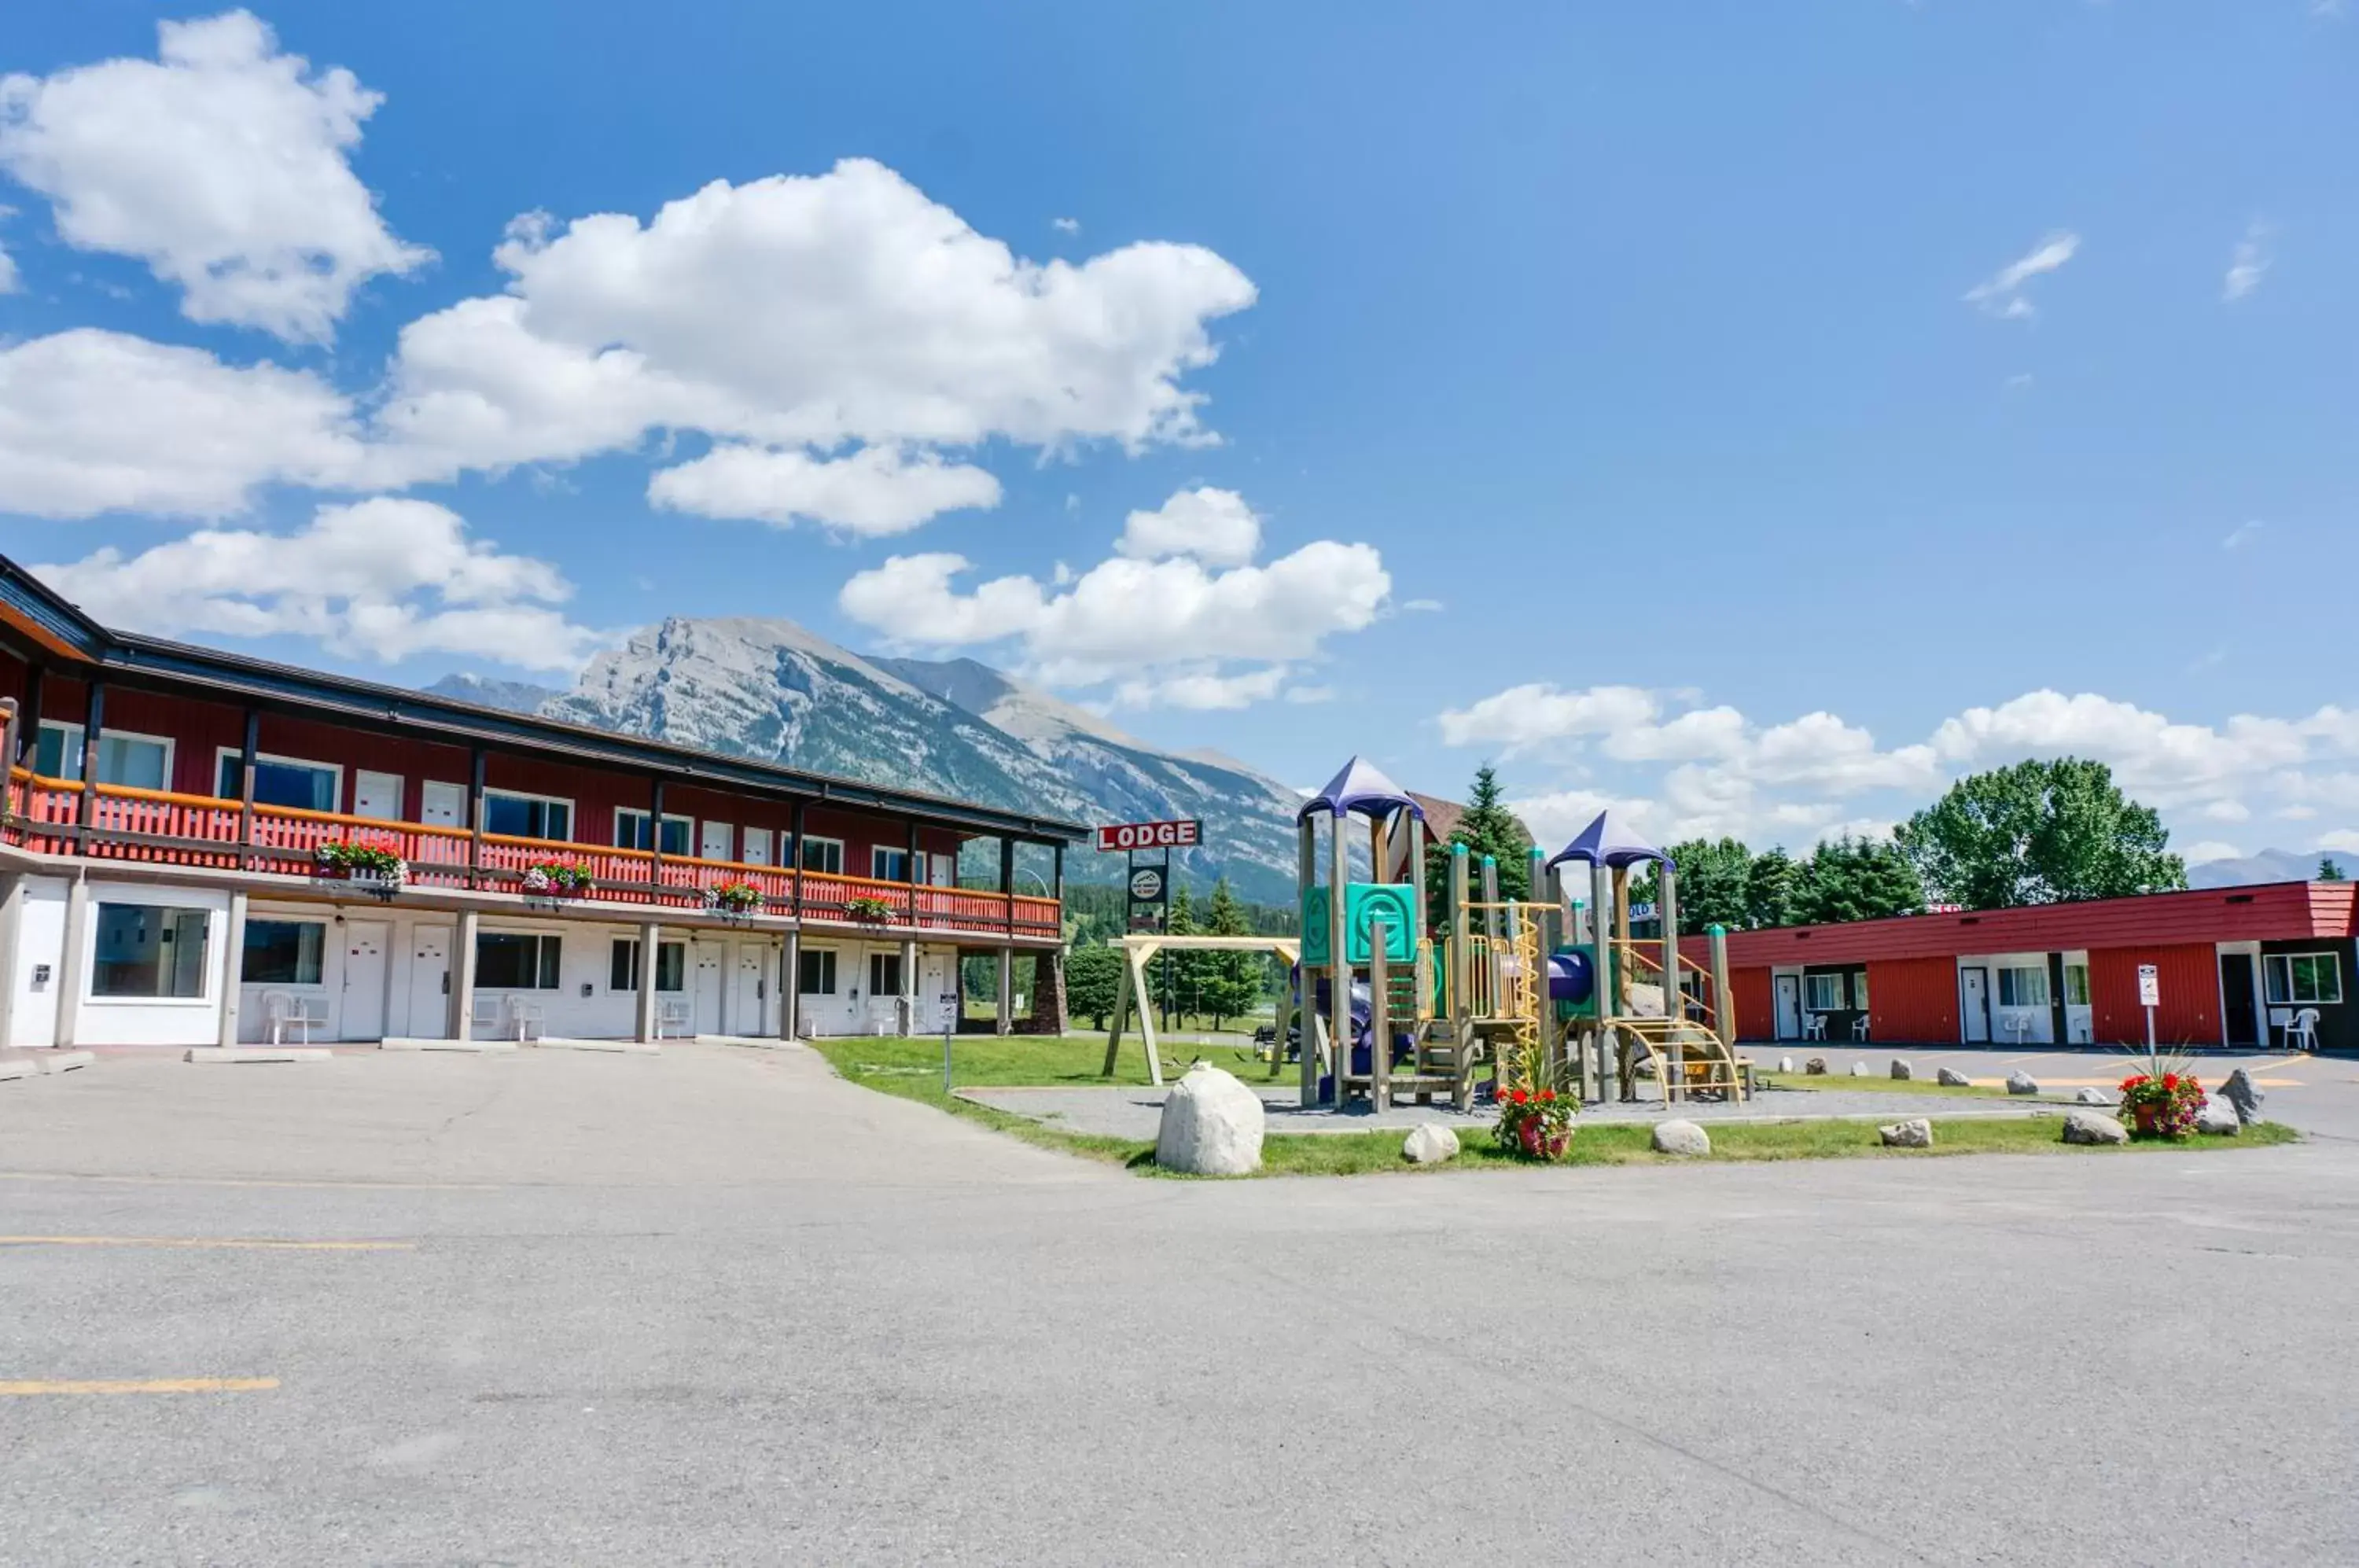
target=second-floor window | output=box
[871,847,912,882]
[483,790,572,841]
[37,722,172,791]
[798,837,843,875]
[613,809,691,856]
[216,750,339,813]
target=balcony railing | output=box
[6,771,1061,940]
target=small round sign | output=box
[1128,866,1165,902]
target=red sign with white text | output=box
[1095,819,1203,852]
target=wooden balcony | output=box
[5,772,1062,941]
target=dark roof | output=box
[0,554,1087,844]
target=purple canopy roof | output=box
[1544,809,1668,870]
[1297,755,1426,825]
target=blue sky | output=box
[1,3,2354,860]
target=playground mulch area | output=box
[956,1081,2059,1142]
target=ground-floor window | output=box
[1997,965,2049,1008]
[609,938,686,992]
[1803,973,1846,1012]
[869,951,903,997]
[2265,953,2342,1006]
[799,949,838,995]
[243,919,326,985]
[2063,963,2092,1006]
[477,932,562,989]
[92,904,211,998]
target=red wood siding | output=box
[1730,966,1773,1040]
[2088,944,2220,1047]
[1867,956,1960,1044]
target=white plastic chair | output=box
[263,990,325,1045]
[655,997,693,1040]
[1801,1013,1827,1042]
[1849,1014,1870,1042]
[2286,1007,2321,1052]
[506,996,546,1043]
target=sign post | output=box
[2137,963,2160,1050]
[1099,819,1200,1034]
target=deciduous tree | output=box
[1894,758,2184,908]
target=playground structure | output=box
[1099,931,1302,1086]
[1286,755,1747,1111]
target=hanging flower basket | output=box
[521,861,594,897]
[315,842,409,889]
[707,880,763,914]
[845,894,895,925]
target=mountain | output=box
[480,619,1305,901]
[421,673,564,715]
[2188,848,2345,889]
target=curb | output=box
[532,1039,661,1055]
[0,1060,31,1083]
[378,1039,520,1053]
[37,1051,94,1074]
[185,1047,333,1065]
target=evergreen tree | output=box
[1795,835,1926,925]
[2320,857,2347,882]
[1198,875,1262,1028]
[1423,762,1532,929]
[1662,837,1754,933]
[1894,757,2184,908]
[1746,846,1802,930]
[1160,882,1198,1028]
[1063,943,1127,1030]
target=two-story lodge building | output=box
[0,557,1084,1052]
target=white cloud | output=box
[1402,598,1444,613]
[1963,230,2079,320]
[648,444,1001,536]
[1052,216,1080,234]
[30,498,600,672]
[2221,519,2264,550]
[0,328,363,518]
[1437,683,1658,752]
[0,10,429,343]
[2178,840,2244,866]
[1115,486,1260,568]
[837,487,1387,705]
[371,159,1256,524]
[1284,684,1337,705]
[2223,223,2270,302]
[0,241,16,293]
[2320,829,2359,854]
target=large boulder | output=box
[1155,1064,1265,1176]
[2195,1099,2241,1136]
[2006,1071,2041,1096]
[1879,1118,1934,1149]
[1890,1059,1915,1081]
[2062,1110,2129,1147]
[1402,1124,1461,1165]
[1804,1057,1829,1076]
[2073,1087,2113,1106]
[1778,1055,1797,1074]
[2220,1068,2265,1125]
[1652,1119,1711,1158]
[1937,1067,1971,1088]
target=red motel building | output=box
[1708,881,2358,1054]
[0,557,1082,1051]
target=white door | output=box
[692,942,724,1032]
[921,951,955,1031]
[931,854,956,887]
[1773,975,1801,1040]
[405,925,451,1038]
[731,944,767,1035]
[353,771,403,822]
[701,822,733,863]
[1960,968,1991,1043]
[340,920,390,1040]
[742,828,771,867]
[421,781,466,828]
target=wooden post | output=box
[1611,865,1632,1011]
[75,679,103,851]
[999,837,1016,937]
[1408,812,1430,1017]
[466,747,487,891]
[235,709,259,870]
[1593,861,1618,1102]
[648,777,666,903]
[1327,810,1349,1108]
[18,664,41,765]
[1448,842,1470,1025]
[1297,817,1318,1108]
[1659,863,1681,1104]
[906,820,922,926]
[1369,915,1390,1109]
[789,799,808,919]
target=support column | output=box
[1369,916,1391,1110]
[1659,863,1681,1104]
[899,936,918,1036]
[781,929,800,1040]
[999,837,1016,938]
[18,665,42,765]
[1593,861,1617,1102]
[216,890,249,1048]
[1297,818,1317,1107]
[905,821,922,926]
[236,709,259,870]
[789,799,808,920]
[635,920,660,1043]
[466,748,487,892]
[450,907,480,1041]
[995,944,1013,1035]
[75,679,104,850]
[54,874,90,1048]
[0,872,24,1051]
[648,778,667,902]
[1327,810,1348,1106]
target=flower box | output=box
[707,880,763,915]
[521,863,595,897]
[845,895,895,925]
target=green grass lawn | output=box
[819,1030,1283,1090]
[808,1036,2296,1177]
[1758,1073,2025,1100]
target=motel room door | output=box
[340,920,390,1040]
[405,926,451,1037]
[730,943,769,1036]
[2219,952,2261,1048]
[1773,975,1801,1040]
[691,941,725,1033]
[1960,968,1992,1043]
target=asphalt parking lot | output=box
[4,1043,2357,1566]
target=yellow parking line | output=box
[0,1377,278,1396]
[0,1235,412,1251]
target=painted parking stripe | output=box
[0,1235,413,1251]
[0,1378,278,1396]
[0,1172,495,1192]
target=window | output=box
[90,904,211,999]
[476,932,561,989]
[217,750,340,813]
[39,723,173,790]
[613,809,691,856]
[609,938,686,992]
[483,791,572,841]
[1803,973,1846,1012]
[242,920,326,985]
[798,949,838,995]
[1852,970,1868,1010]
[872,846,913,882]
[1997,965,2050,1008]
[2265,953,2342,1006]
[2063,963,2091,1007]
[800,837,844,875]
[869,951,903,997]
